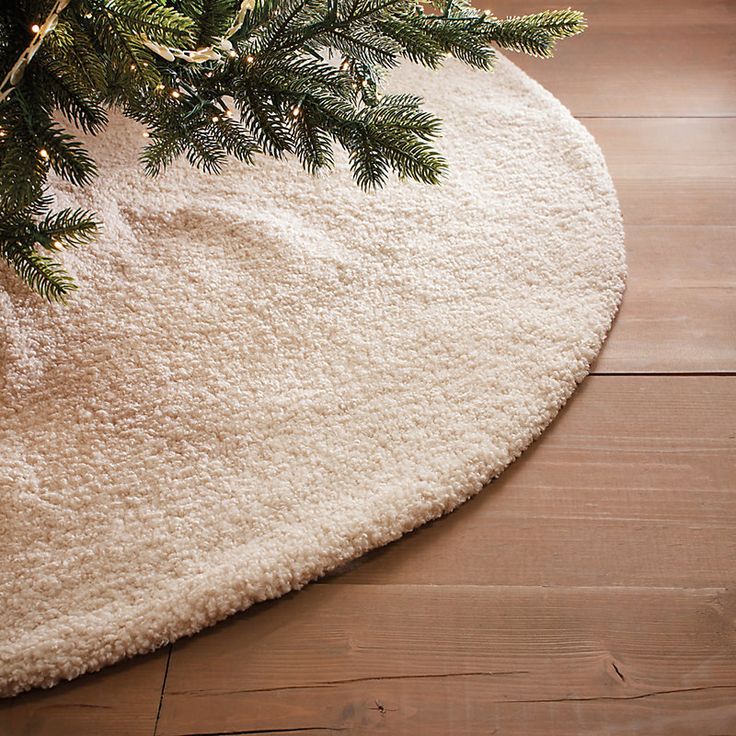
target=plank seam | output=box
[153,644,173,736]
[590,371,736,377]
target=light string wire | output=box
[142,0,255,63]
[0,0,71,104]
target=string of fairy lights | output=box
[0,0,422,154]
[2,0,258,105]
[0,0,71,106]
[0,0,261,155]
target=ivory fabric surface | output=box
[0,56,625,696]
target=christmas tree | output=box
[0,0,585,301]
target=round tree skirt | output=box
[0,56,625,696]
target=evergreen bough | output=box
[0,0,585,301]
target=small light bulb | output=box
[170,90,180,98]
[155,83,164,90]
[291,106,301,118]
[0,129,6,138]
[130,63,136,71]
[142,131,150,138]
[361,79,368,87]
[53,240,62,248]
[31,24,40,33]
[228,50,237,57]
[211,115,220,122]
[245,54,254,64]
[39,148,49,159]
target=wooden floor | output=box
[2,1,735,734]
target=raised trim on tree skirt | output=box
[0,56,625,697]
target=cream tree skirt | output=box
[0,57,625,696]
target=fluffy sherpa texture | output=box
[0,56,625,697]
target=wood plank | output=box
[156,584,736,736]
[0,648,169,736]
[585,118,736,226]
[484,0,736,117]
[593,226,736,373]
[321,376,736,587]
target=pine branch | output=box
[94,0,195,46]
[35,56,109,134]
[486,9,586,58]
[2,241,77,302]
[291,104,334,173]
[0,0,586,301]
[44,122,97,187]
[38,207,100,249]
[177,0,236,47]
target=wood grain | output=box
[594,227,736,373]
[587,118,736,226]
[319,376,736,587]
[488,0,736,117]
[156,585,736,736]
[0,649,169,736]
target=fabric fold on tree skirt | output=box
[0,56,625,697]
